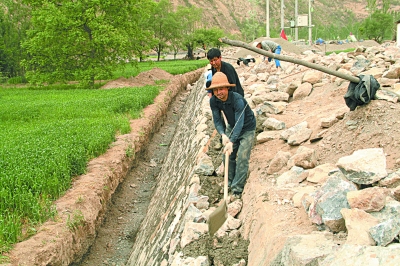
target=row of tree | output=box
[0,0,227,87]
[1,0,399,88]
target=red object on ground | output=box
[280,29,288,41]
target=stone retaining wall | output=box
[127,71,210,265]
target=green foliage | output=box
[125,145,135,158]
[176,5,203,59]
[0,254,10,264]
[0,1,30,78]
[312,22,362,43]
[127,1,156,62]
[192,27,225,49]
[147,0,176,61]
[325,48,356,55]
[238,11,265,42]
[21,0,154,88]
[0,84,160,251]
[359,11,394,43]
[66,210,85,231]
[6,76,28,85]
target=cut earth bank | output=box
[4,39,400,265]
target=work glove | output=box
[221,134,230,145]
[223,142,233,155]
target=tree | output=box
[239,11,264,42]
[192,27,225,57]
[176,6,202,60]
[168,10,185,60]
[147,0,176,61]
[21,0,154,88]
[0,1,30,80]
[359,11,393,43]
[129,1,156,62]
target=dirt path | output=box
[72,85,191,266]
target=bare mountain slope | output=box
[171,0,400,38]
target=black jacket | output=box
[210,91,256,143]
[206,61,244,96]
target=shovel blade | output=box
[208,200,228,236]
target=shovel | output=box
[208,151,229,236]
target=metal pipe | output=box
[266,0,270,37]
[309,0,312,45]
[295,0,298,41]
[281,0,284,31]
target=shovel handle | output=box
[224,151,229,201]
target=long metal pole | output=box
[295,0,298,41]
[308,0,312,45]
[266,0,270,37]
[281,0,284,31]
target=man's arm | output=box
[229,96,246,143]
[210,98,226,135]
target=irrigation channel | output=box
[72,86,192,266]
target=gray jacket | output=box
[261,40,280,52]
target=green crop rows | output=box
[0,85,160,252]
[113,59,208,78]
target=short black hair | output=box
[207,48,221,60]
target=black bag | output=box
[344,75,380,111]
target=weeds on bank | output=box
[66,210,85,231]
[126,145,135,158]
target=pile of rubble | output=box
[173,41,400,265]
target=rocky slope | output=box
[123,39,400,265]
[181,39,400,265]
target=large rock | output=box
[267,151,291,174]
[320,244,400,266]
[347,187,388,212]
[287,146,317,169]
[293,82,312,101]
[336,148,388,185]
[271,232,340,266]
[341,208,379,245]
[305,171,357,232]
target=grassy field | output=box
[0,59,208,254]
[114,59,208,79]
[325,48,355,55]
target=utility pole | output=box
[266,0,270,37]
[295,0,298,41]
[280,0,284,31]
[308,0,312,45]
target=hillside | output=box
[171,0,400,40]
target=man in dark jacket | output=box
[208,72,256,199]
[206,48,244,98]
